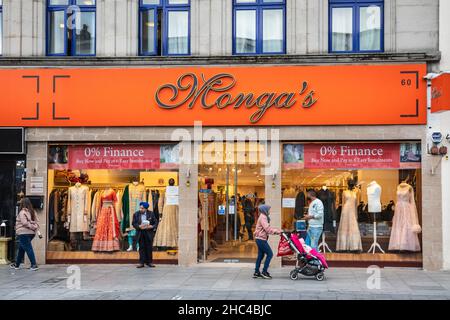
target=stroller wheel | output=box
[289,270,298,281]
[315,272,325,281]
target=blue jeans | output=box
[255,239,273,273]
[305,226,323,251]
[15,234,37,267]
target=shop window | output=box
[46,144,180,263]
[47,0,96,56]
[329,0,383,53]
[233,0,286,55]
[282,142,422,266]
[139,0,190,56]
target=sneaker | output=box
[136,264,145,268]
[126,245,133,252]
[253,272,263,279]
[9,263,19,270]
[29,265,39,271]
[261,271,272,279]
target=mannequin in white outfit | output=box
[366,181,384,253]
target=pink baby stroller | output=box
[281,232,328,281]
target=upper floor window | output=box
[233,0,286,55]
[47,0,96,56]
[139,0,190,56]
[329,0,383,53]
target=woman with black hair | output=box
[10,198,40,271]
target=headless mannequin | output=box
[367,181,384,253]
[69,182,86,249]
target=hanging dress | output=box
[388,183,421,252]
[336,189,362,251]
[92,190,121,252]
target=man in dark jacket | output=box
[132,202,159,268]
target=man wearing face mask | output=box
[132,202,159,268]
[303,190,324,251]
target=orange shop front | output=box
[0,63,432,267]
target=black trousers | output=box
[138,231,155,264]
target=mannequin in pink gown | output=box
[388,182,421,252]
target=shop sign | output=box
[284,143,421,169]
[29,177,44,195]
[0,64,426,127]
[68,145,160,170]
[431,73,450,113]
[165,186,179,205]
[282,198,296,208]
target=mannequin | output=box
[317,185,334,253]
[154,178,179,248]
[67,182,90,250]
[92,187,120,252]
[121,179,146,251]
[366,181,384,253]
[318,185,337,232]
[388,181,421,251]
[367,181,382,213]
[336,179,362,252]
[294,186,305,220]
[67,182,90,233]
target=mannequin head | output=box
[347,179,356,190]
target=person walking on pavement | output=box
[132,202,159,268]
[304,190,324,251]
[10,198,40,271]
[253,205,281,279]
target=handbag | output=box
[277,236,293,257]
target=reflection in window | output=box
[139,0,190,56]
[360,6,381,51]
[331,7,353,52]
[75,11,96,55]
[235,10,256,54]
[49,10,66,55]
[233,0,285,55]
[263,9,283,53]
[329,0,383,53]
[167,11,189,55]
[47,0,96,56]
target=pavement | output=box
[1,263,450,300]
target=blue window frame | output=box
[139,0,191,56]
[47,0,96,56]
[329,0,384,53]
[233,0,286,55]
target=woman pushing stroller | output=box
[253,205,281,279]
